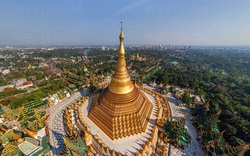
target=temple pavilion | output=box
[164,113,191,148]
[17,107,47,132]
[62,136,88,156]
[87,23,153,140]
[193,108,250,156]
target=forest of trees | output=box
[152,49,250,153]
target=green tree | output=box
[155,70,169,84]
[196,89,205,96]
[169,86,176,93]
[181,92,192,105]
[228,136,245,146]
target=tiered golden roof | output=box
[88,23,153,140]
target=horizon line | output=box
[1,44,250,48]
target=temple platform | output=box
[80,91,158,155]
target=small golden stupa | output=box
[88,23,153,140]
[84,131,92,145]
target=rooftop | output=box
[18,137,41,155]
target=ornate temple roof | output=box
[194,109,250,156]
[194,110,221,132]
[62,136,87,156]
[18,108,47,132]
[1,142,21,156]
[1,129,22,144]
[164,113,191,147]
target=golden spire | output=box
[119,22,124,40]
[108,22,134,94]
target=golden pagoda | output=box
[88,23,153,140]
[84,131,92,145]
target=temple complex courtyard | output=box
[47,26,207,155]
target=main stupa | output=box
[88,23,153,140]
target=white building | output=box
[0,84,15,92]
[1,68,10,75]
[13,78,27,87]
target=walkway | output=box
[166,93,204,156]
[47,89,88,154]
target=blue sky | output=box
[0,0,250,46]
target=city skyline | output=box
[1,0,250,46]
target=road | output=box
[46,89,89,154]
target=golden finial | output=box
[108,23,134,94]
[119,22,124,40]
